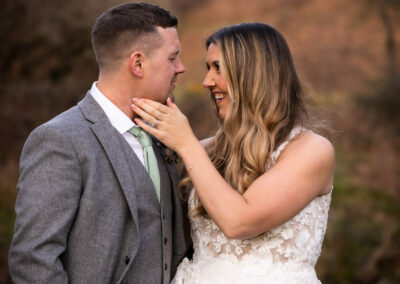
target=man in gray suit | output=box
[9,3,187,283]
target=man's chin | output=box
[163,93,174,105]
[156,91,174,105]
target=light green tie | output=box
[128,127,161,202]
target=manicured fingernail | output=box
[132,98,137,102]
[131,104,136,109]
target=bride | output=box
[132,23,335,283]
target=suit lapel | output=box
[90,123,140,220]
[78,93,142,229]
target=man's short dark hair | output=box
[92,2,178,71]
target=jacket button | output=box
[164,263,168,270]
[162,214,166,220]
[125,256,130,265]
[164,237,168,245]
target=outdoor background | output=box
[1,0,399,283]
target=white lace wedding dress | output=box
[172,127,332,283]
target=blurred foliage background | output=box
[0,0,399,283]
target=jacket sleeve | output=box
[9,123,82,283]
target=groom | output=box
[9,3,186,283]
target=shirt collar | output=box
[90,82,135,134]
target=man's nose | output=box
[176,58,185,74]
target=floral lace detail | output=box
[172,127,332,284]
[188,186,331,266]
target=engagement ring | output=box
[152,119,159,128]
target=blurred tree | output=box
[336,2,400,283]
[358,0,400,133]
[170,0,208,12]
[363,0,399,79]
[0,0,98,162]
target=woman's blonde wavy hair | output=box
[181,23,314,217]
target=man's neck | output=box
[96,76,137,120]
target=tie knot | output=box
[128,127,152,148]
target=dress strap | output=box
[268,126,304,168]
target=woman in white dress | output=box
[132,23,335,283]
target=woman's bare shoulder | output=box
[287,130,334,159]
[279,130,335,195]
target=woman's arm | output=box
[132,98,335,239]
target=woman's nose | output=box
[202,72,215,88]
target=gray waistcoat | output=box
[118,134,174,284]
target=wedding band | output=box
[152,119,159,128]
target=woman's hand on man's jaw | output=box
[131,97,198,155]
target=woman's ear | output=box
[129,51,144,77]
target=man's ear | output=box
[129,51,144,78]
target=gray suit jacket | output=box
[9,93,186,283]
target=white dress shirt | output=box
[90,82,145,166]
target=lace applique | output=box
[189,190,331,266]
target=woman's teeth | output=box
[215,94,225,101]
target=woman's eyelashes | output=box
[205,62,220,73]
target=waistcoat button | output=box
[125,256,130,265]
